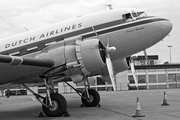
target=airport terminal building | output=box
[127,55,180,90]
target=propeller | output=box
[143,50,148,65]
[128,50,148,90]
[105,38,116,91]
[127,56,138,89]
[92,26,117,91]
[130,61,138,88]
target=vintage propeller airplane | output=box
[0,8,172,117]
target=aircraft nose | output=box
[159,18,173,37]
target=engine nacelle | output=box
[80,39,106,72]
[89,58,129,82]
[113,58,129,73]
[36,38,106,83]
[101,58,129,83]
[92,58,129,75]
[77,76,96,86]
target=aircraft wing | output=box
[0,54,54,67]
[0,54,55,85]
[129,64,180,70]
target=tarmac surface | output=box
[0,89,180,120]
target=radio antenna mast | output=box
[106,4,113,10]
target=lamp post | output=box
[168,45,172,63]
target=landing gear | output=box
[42,93,67,117]
[65,80,100,107]
[81,89,100,107]
[22,75,101,117]
[22,76,67,117]
[41,77,67,117]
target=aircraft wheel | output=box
[81,89,100,107]
[42,93,67,117]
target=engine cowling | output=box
[101,58,129,83]
[36,38,106,83]
[79,38,106,72]
[91,58,129,75]
[113,58,129,73]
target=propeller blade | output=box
[107,37,109,48]
[143,50,148,65]
[106,54,116,91]
[130,62,138,88]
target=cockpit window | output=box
[122,13,133,22]
[126,13,132,19]
[137,12,147,17]
[132,12,138,17]
[122,10,147,22]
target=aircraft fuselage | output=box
[0,8,172,85]
[0,8,172,61]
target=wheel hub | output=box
[49,100,58,111]
[87,95,94,103]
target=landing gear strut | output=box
[22,76,67,117]
[42,93,67,117]
[22,76,100,117]
[65,79,100,107]
[81,89,100,107]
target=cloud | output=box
[0,0,178,38]
[0,0,105,37]
[0,0,178,35]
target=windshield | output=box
[137,11,147,17]
[122,10,148,22]
[122,13,133,22]
[132,12,138,17]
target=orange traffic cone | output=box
[161,91,169,106]
[132,97,145,117]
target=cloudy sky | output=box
[0,0,179,63]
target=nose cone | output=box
[159,18,173,37]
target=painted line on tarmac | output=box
[98,107,143,120]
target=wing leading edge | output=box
[0,55,54,67]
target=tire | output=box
[81,89,100,107]
[42,93,67,117]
